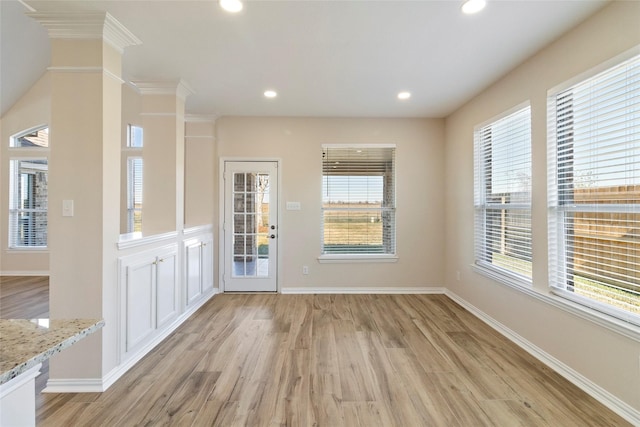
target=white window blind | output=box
[474,106,532,279]
[548,53,640,323]
[127,157,143,233]
[322,145,395,255]
[8,159,48,248]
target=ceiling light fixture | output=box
[219,0,243,13]
[461,0,486,14]
[397,91,411,100]
[264,90,277,98]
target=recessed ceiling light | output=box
[220,0,243,13]
[397,91,411,100]
[264,90,277,98]
[461,0,486,14]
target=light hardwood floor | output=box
[22,290,627,426]
[0,275,49,319]
[0,275,51,397]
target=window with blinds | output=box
[8,126,49,249]
[127,157,143,233]
[548,53,640,324]
[8,158,49,248]
[474,105,532,280]
[322,145,395,255]
[125,124,143,233]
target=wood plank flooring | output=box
[0,275,51,397]
[32,293,628,426]
[0,275,49,319]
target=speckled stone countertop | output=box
[0,318,104,385]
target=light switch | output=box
[286,201,301,210]
[62,200,74,217]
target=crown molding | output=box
[26,11,142,53]
[185,114,218,123]
[130,80,195,101]
[47,66,124,83]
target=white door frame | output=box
[218,157,282,293]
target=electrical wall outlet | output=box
[303,266,309,275]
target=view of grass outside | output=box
[491,253,532,277]
[491,253,639,314]
[573,276,640,315]
[323,204,384,253]
[132,209,142,233]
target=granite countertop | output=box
[0,318,104,385]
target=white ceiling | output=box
[1,0,609,119]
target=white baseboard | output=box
[43,378,103,393]
[0,271,49,276]
[444,289,640,426]
[281,286,446,294]
[44,288,220,394]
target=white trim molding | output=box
[317,255,399,264]
[43,378,103,394]
[117,231,178,250]
[281,286,445,295]
[471,264,640,342]
[0,271,49,276]
[445,289,640,426]
[183,224,214,238]
[47,66,124,84]
[26,11,141,53]
[130,80,194,101]
[185,114,217,123]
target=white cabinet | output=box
[184,234,214,308]
[120,244,178,357]
[186,240,203,305]
[124,257,154,351]
[155,249,179,328]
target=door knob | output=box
[270,234,276,239]
[270,225,276,230]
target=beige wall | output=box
[217,117,445,290]
[0,0,636,416]
[444,1,640,413]
[0,72,51,274]
[185,120,216,228]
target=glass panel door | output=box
[224,161,278,292]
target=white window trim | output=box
[471,264,640,342]
[546,47,640,329]
[8,153,49,250]
[318,254,399,263]
[126,156,143,234]
[472,261,532,290]
[9,124,49,149]
[321,143,397,259]
[473,102,532,285]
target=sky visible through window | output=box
[566,54,640,189]
[323,176,383,203]
[489,108,531,195]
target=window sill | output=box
[6,248,49,253]
[472,262,532,290]
[471,263,640,342]
[117,231,178,250]
[318,254,398,264]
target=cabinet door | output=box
[125,259,155,352]
[202,236,214,292]
[156,251,178,328]
[186,241,203,306]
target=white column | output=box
[28,11,141,388]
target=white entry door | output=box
[223,161,278,292]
